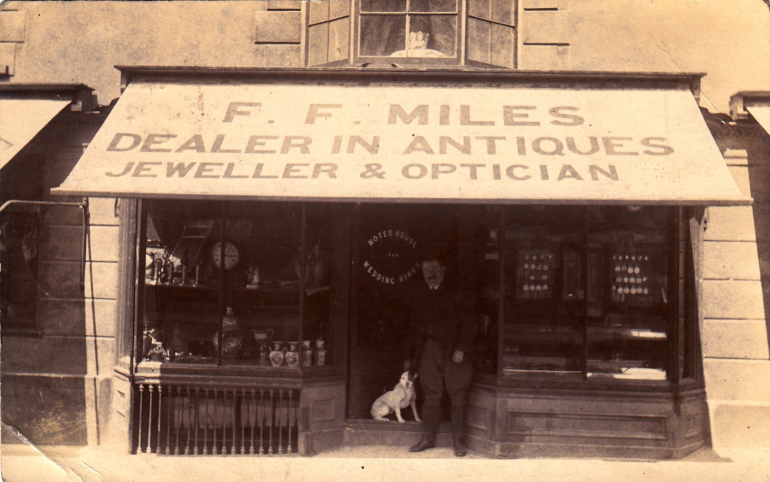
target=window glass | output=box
[501,206,585,373]
[411,0,456,12]
[408,15,456,57]
[0,212,42,328]
[360,0,407,12]
[585,206,670,380]
[358,0,459,59]
[139,201,335,370]
[498,206,674,380]
[360,16,406,56]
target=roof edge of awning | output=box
[115,65,705,93]
[50,187,753,207]
[0,83,96,112]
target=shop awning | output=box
[54,72,750,205]
[0,98,71,170]
[747,105,770,136]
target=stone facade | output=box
[1,0,768,454]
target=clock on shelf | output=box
[210,240,240,270]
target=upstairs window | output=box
[357,0,460,62]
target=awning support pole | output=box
[0,198,90,291]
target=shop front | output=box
[53,68,749,458]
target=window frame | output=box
[353,0,466,66]
[475,205,701,391]
[134,199,343,376]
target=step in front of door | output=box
[342,420,454,447]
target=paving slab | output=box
[2,442,770,482]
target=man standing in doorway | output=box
[404,250,477,457]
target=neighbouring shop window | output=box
[140,200,335,369]
[479,205,688,382]
[358,0,460,60]
[0,211,43,330]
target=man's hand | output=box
[452,350,464,364]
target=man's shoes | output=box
[453,439,468,457]
[409,438,436,453]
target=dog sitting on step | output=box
[371,371,421,423]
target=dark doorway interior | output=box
[346,203,487,420]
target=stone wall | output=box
[1,109,118,445]
[701,117,770,450]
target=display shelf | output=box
[587,326,667,341]
[587,367,667,380]
[503,325,583,343]
[502,353,581,372]
[225,286,302,294]
[148,282,219,291]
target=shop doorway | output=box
[346,204,486,419]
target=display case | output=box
[499,207,585,374]
[138,200,336,371]
[481,205,681,382]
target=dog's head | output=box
[399,370,417,389]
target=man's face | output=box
[421,260,446,289]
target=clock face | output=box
[211,241,240,270]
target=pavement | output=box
[2,440,770,482]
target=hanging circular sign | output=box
[362,229,420,286]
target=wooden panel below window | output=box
[507,411,667,439]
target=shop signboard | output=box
[55,81,748,205]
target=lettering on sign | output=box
[97,101,683,187]
[362,229,420,286]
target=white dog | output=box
[371,371,421,423]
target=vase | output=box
[285,342,299,368]
[254,329,274,367]
[270,341,285,367]
[219,307,243,359]
[302,340,313,368]
[148,343,165,362]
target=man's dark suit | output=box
[405,283,478,444]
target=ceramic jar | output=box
[220,307,242,359]
[270,341,285,367]
[285,342,299,368]
[253,329,274,367]
[302,340,313,368]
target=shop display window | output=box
[139,200,336,370]
[479,205,688,382]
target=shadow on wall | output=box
[0,112,109,446]
[746,126,770,351]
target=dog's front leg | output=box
[395,405,405,423]
[411,400,421,422]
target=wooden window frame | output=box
[353,0,466,66]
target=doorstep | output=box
[341,419,455,447]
